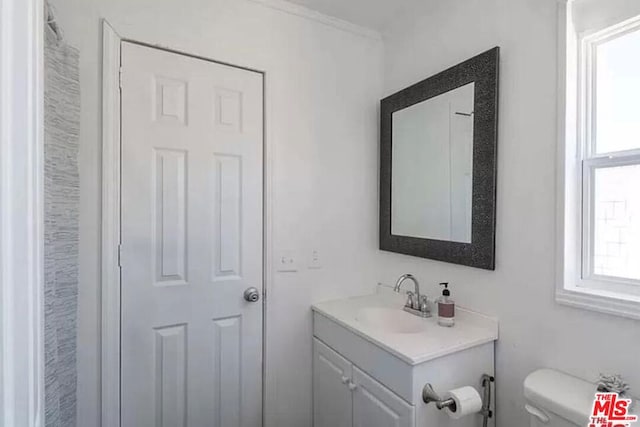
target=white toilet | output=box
[524,369,594,426]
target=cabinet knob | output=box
[348,381,358,391]
[341,376,350,384]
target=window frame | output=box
[578,18,640,295]
[557,3,640,320]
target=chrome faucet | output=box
[394,274,431,318]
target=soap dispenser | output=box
[437,282,455,327]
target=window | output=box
[581,21,640,291]
[558,8,640,318]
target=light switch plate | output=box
[308,249,322,269]
[276,251,298,272]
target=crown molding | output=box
[248,0,382,41]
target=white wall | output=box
[378,0,640,425]
[573,0,640,32]
[48,0,383,425]
[49,0,640,425]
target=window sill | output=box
[556,285,640,320]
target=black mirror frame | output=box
[379,47,499,270]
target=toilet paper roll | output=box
[443,386,483,419]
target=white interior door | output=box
[120,42,263,427]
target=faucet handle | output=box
[405,291,416,308]
[419,295,430,315]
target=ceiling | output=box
[284,0,426,32]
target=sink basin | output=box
[355,307,426,334]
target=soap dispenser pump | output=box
[437,282,455,327]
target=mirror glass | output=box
[391,82,475,243]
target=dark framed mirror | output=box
[379,47,499,270]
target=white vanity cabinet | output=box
[313,339,353,427]
[314,339,414,427]
[312,292,498,427]
[352,364,414,427]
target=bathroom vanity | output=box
[312,289,498,427]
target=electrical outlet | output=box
[276,251,298,272]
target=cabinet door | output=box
[313,339,353,427]
[352,367,414,427]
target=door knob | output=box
[244,287,260,302]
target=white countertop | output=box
[312,288,499,365]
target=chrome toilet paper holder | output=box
[422,384,457,411]
[422,374,494,425]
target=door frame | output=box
[101,20,273,427]
[0,0,45,425]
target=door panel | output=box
[154,324,188,427]
[212,154,242,280]
[352,367,414,427]
[211,316,242,426]
[313,339,353,427]
[153,149,187,286]
[120,42,263,427]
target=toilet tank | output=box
[524,369,594,427]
